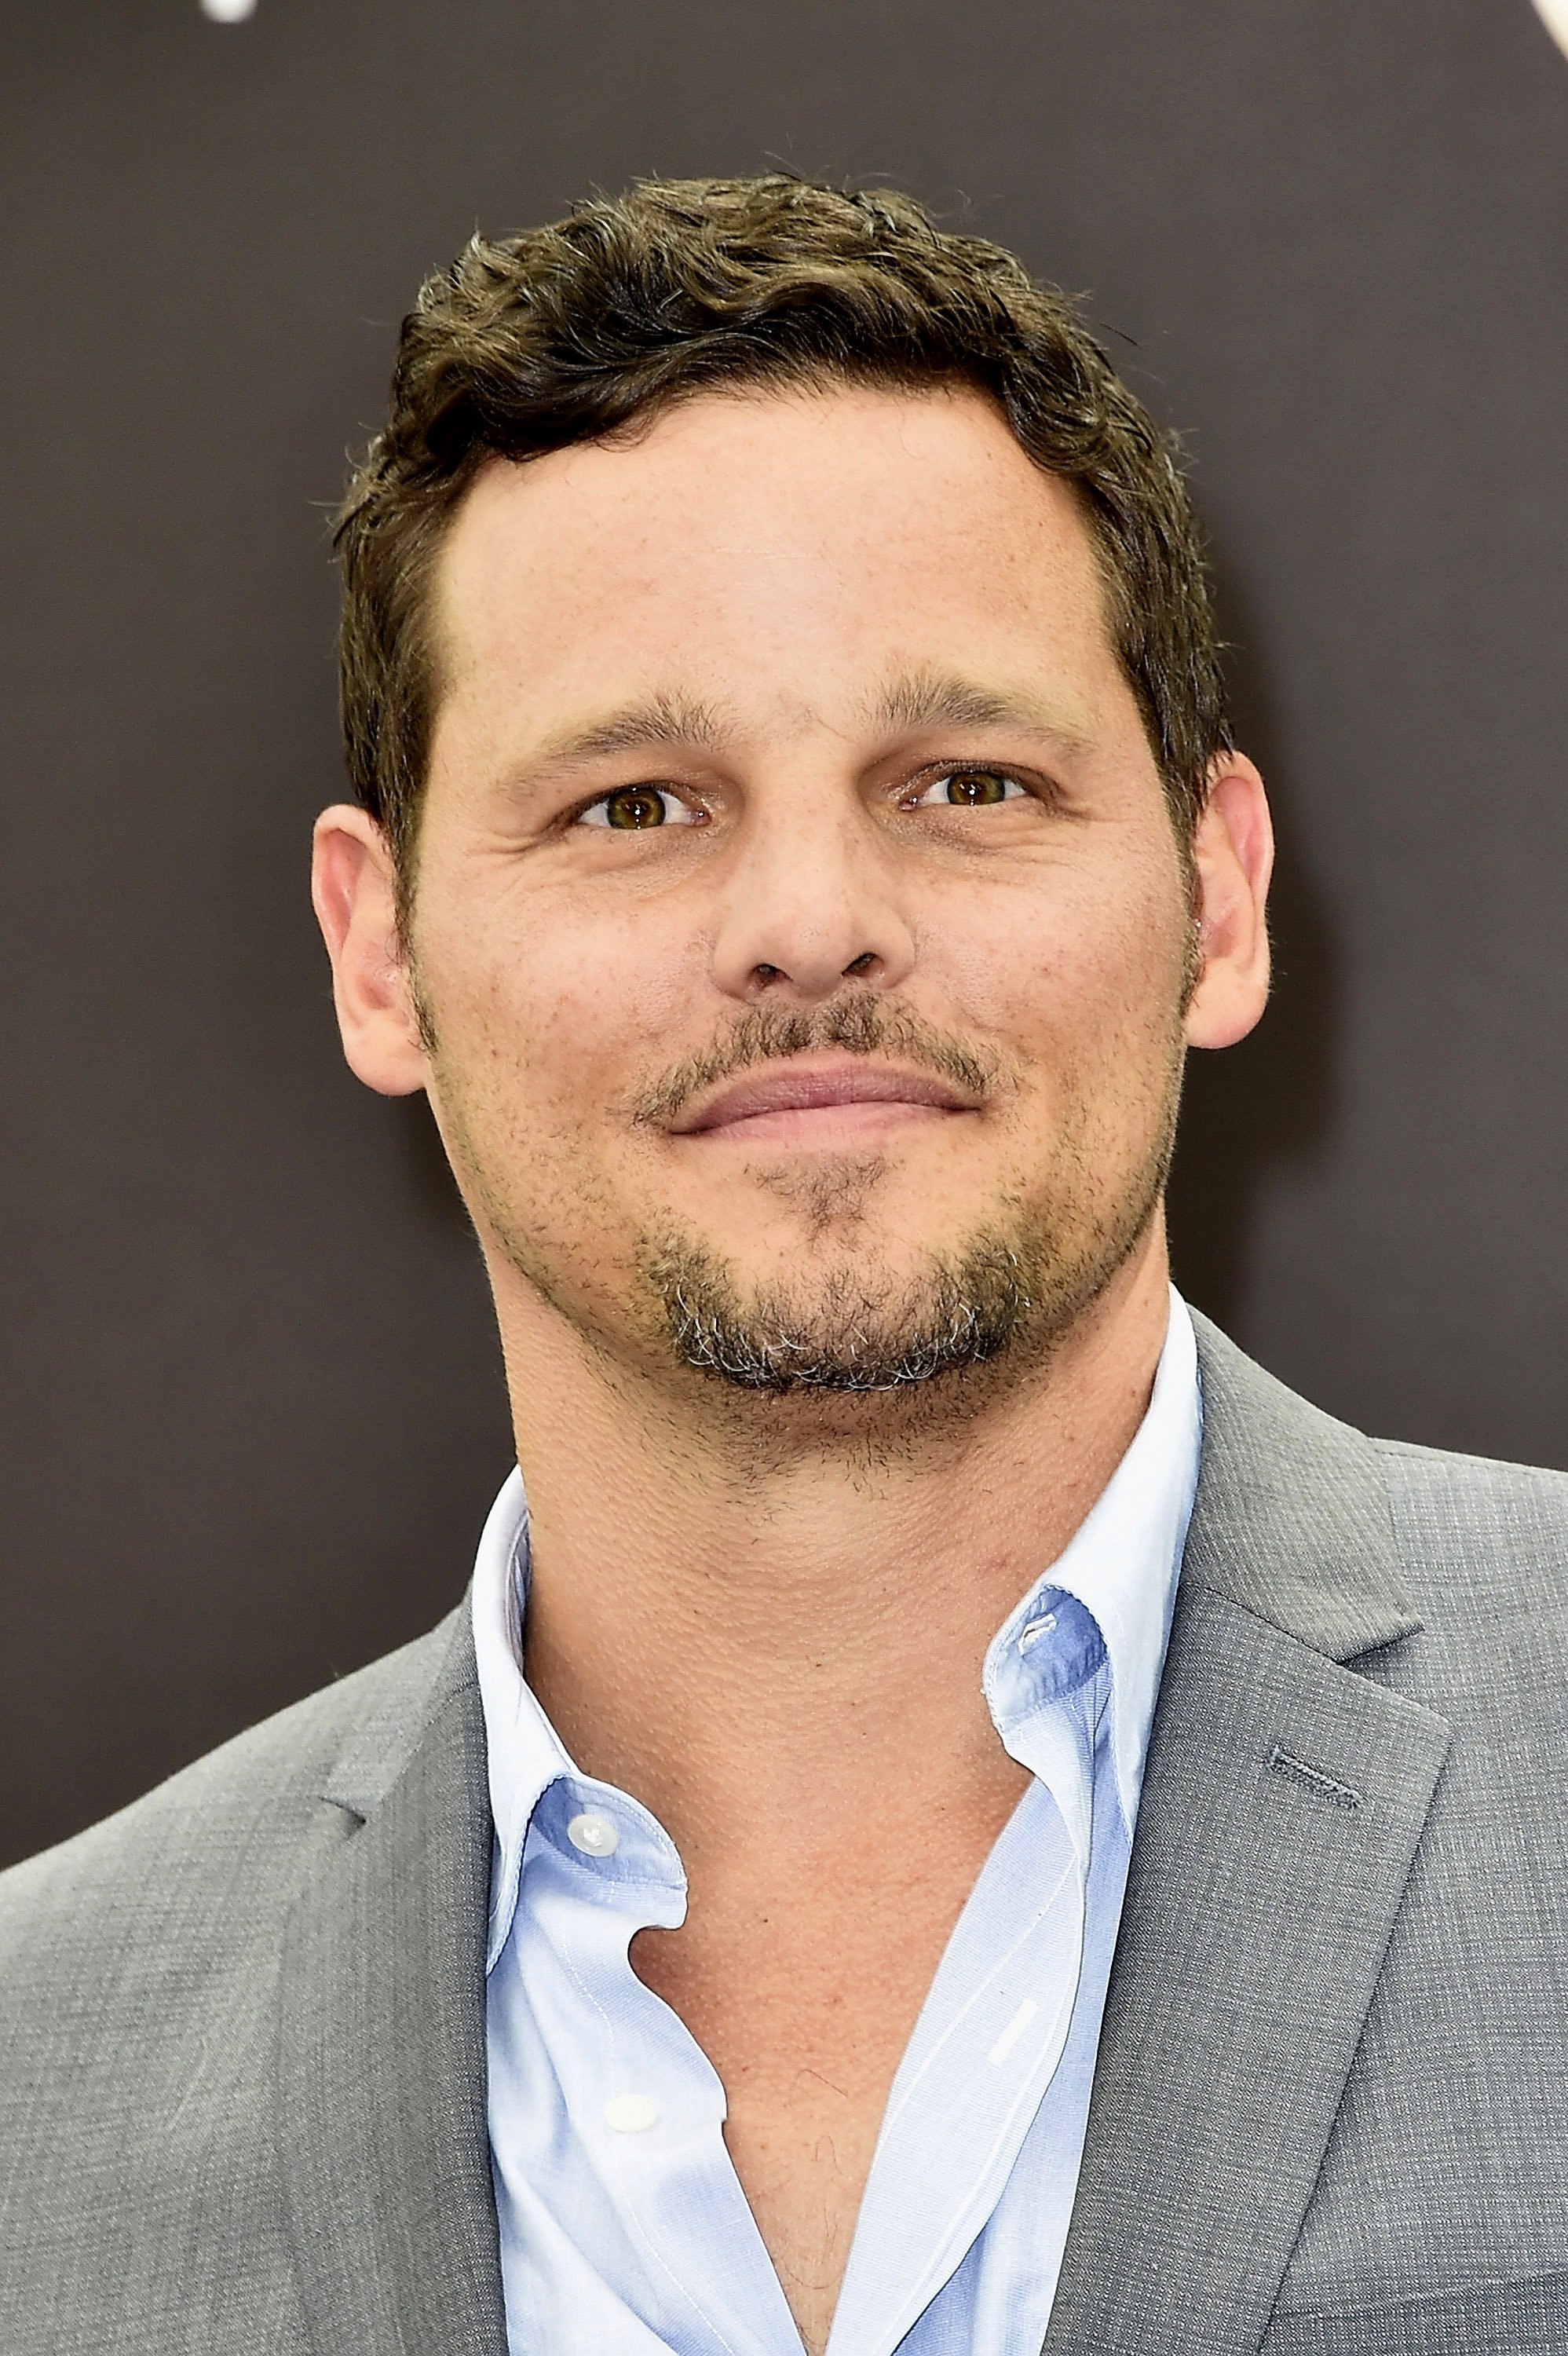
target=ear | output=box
[309,805,429,1096]
[1182,752,1274,1052]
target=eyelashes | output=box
[576,785,702,831]
[571,762,1044,832]
[905,766,1029,810]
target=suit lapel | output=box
[1045,1318,1453,2356]
[276,1611,507,2356]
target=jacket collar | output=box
[1181,1309,1423,1662]
[1046,1312,1449,2356]
[277,1607,508,2356]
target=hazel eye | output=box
[911,768,1026,809]
[579,785,697,831]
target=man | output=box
[2,174,1565,2356]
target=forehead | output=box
[430,385,1128,746]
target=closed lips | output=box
[668,1062,981,1134]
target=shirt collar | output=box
[981,1286,1200,1829]
[473,1287,1200,1937]
[470,1471,568,1966]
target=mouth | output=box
[667,1055,984,1147]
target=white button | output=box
[1018,1612,1058,1653]
[567,1811,620,1857]
[604,2093,660,2134]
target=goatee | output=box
[645,1224,1040,1393]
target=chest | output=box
[630,1918,945,2351]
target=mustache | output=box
[630,991,1003,1129]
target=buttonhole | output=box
[1266,1746,1363,1811]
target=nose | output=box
[707,795,917,1004]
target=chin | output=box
[638,1181,1157,1409]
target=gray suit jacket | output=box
[3,1317,1567,2354]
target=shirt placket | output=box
[824,1598,1109,2356]
[506,1772,805,2356]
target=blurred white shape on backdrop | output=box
[201,0,258,21]
[1533,0,1568,57]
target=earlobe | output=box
[309,805,429,1097]
[1182,753,1275,1052]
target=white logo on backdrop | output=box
[1533,0,1568,56]
[192,0,1568,49]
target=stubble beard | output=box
[641,1121,1171,1405]
[631,993,1182,1407]
[426,983,1183,1425]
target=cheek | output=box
[935,859,1190,1078]
[421,887,705,1132]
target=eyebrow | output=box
[861,665,1095,754]
[525,690,733,774]
[514,665,1091,784]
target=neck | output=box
[497,1222,1173,1856]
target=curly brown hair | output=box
[335,174,1230,884]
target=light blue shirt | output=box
[474,1290,1201,2354]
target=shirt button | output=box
[567,1810,620,1857]
[604,2093,660,2134]
[1019,1612,1058,1654]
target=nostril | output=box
[843,952,878,979]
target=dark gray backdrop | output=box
[2,0,1564,1870]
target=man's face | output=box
[400,387,1210,1404]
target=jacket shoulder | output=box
[0,1604,470,1964]
[1369,1436,1568,1707]
[1373,1427,1568,1541]
[0,1607,475,2351]
[1190,1309,1568,1671]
